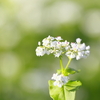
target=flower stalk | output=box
[59,56,64,74]
[65,58,72,70]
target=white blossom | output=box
[47,35,55,40]
[36,47,46,56]
[42,39,50,47]
[36,36,90,60]
[38,41,41,45]
[86,46,90,50]
[51,73,69,87]
[65,38,90,60]
[61,41,69,47]
[76,38,82,44]
[50,41,57,48]
[54,50,62,57]
[55,36,63,41]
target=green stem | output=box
[59,57,64,74]
[65,58,72,70]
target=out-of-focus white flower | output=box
[51,73,69,87]
[35,47,46,56]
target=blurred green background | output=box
[0,0,100,100]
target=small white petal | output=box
[55,36,63,41]
[86,46,90,50]
[51,73,58,80]
[36,47,46,56]
[76,38,82,44]
[80,43,86,50]
[76,56,81,60]
[38,41,41,45]
[70,53,76,58]
[85,51,90,55]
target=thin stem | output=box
[65,58,72,70]
[59,56,64,74]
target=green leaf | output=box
[57,69,62,74]
[48,80,76,100]
[65,80,82,91]
[64,68,80,76]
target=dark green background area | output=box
[0,0,100,100]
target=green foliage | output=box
[49,80,82,100]
[57,68,80,76]
[64,68,80,76]
[65,80,82,91]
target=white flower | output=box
[36,36,90,60]
[46,49,53,55]
[51,73,58,80]
[55,36,63,41]
[54,50,62,57]
[80,43,86,51]
[47,35,54,40]
[71,43,78,52]
[76,55,81,60]
[62,41,69,47]
[38,41,41,45]
[51,73,69,87]
[76,38,82,44]
[42,39,50,47]
[65,51,76,58]
[36,47,46,56]
[65,38,90,60]
[56,42,62,49]
[50,41,57,48]
[86,46,90,50]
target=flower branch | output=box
[36,35,90,100]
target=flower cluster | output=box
[51,73,69,87]
[36,35,90,60]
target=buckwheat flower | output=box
[65,51,76,59]
[86,46,90,50]
[76,51,84,60]
[55,36,63,41]
[53,81,63,87]
[65,39,90,60]
[76,38,82,44]
[38,41,41,45]
[71,43,78,52]
[47,35,54,40]
[80,43,86,51]
[36,47,46,56]
[46,49,53,55]
[56,42,62,49]
[76,55,81,60]
[62,40,70,47]
[42,39,50,47]
[50,41,57,48]
[51,73,69,87]
[51,73,58,80]
[54,50,62,57]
